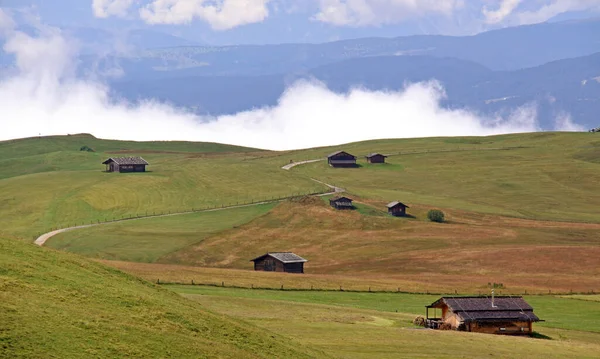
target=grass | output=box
[169,285,600,359]
[0,237,324,358]
[46,203,276,263]
[281,132,600,223]
[113,196,600,293]
[0,134,327,239]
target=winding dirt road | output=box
[34,179,342,247]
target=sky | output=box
[2,0,600,44]
[0,2,588,150]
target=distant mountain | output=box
[85,17,600,82]
[109,53,600,129]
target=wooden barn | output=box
[327,151,357,167]
[365,153,387,163]
[425,295,542,335]
[329,196,354,210]
[250,252,307,273]
[387,201,409,217]
[102,157,148,173]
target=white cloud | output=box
[313,0,465,26]
[513,0,600,25]
[0,14,580,151]
[483,0,522,24]
[483,0,600,26]
[0,8,16,34]
[139,0,272,30]
[92,0,136,18]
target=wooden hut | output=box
[425,295,542,335]
[387,201,409,217]
[327,151,357,167]
[365,153,387,163]
[102,157,148,173]
[250,252,307,273]
[329,196,354,210]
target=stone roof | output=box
[250,252,308,263]
[427,296,541,323]
[102,157,149,165]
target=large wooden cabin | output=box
[250,252,307,273]
[425,296,542,335]
[102,157,148,173]
[327,151,357,167]
[365,153,387,163]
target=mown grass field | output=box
[46,203,276,262]
[17,132,600,294]
[0,237,324,358]
[0,134,326,239]
[4,132,600,358]
[280,132,600,223]
[169,285,600,359]
[97,196,600,293]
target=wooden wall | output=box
[469,321,533,335]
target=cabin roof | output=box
[102,157,149,165]
[328,151,356,159]
[330,196,353,202]
[427,296,541,323]
[250,252,308,263]
[365,153,388,158]
[387,201,409,209]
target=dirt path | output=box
[281,159,324,170]
[34,189,341,247]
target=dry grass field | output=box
[120,196,599,293]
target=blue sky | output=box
[2,0,600,45]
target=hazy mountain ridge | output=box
[82,17,600,82]
[108,52,600,128]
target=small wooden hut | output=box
[387,201,409,217]
[250,252,307,273]
[365,153,387,163]
[329,196,354,210]
[425,295,542,335]
[102,157,148,173]
[327,151,357,167]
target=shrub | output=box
[427,209,445,223]
[79,145,95,152]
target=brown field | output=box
[103,197,600,294]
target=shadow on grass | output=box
[531,332,553,340]
[391,214,417,219]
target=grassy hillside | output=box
[0,134,327,239]
[0,237,325,358]
[47,203,276,263]
[97,196,600,293]
[280,132,600,223]
[170,286,600,359]
[29,132,600,294]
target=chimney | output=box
[491,288,497,308]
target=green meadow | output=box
[4,132,600,358]
[0,238,323,358]
[171,285,600,359]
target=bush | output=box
[427,209,445,223]
[79,145,95,152]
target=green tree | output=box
[427,209,445,223]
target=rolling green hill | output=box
[0,237,324,358]
[0,134,326,239]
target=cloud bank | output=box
[0,16,581,151]
[88,1,600,30]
